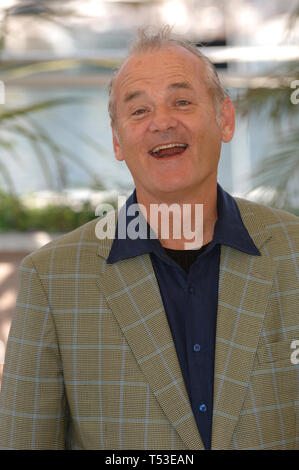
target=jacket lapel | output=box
[211,198,278,449]
[96,229,204,450]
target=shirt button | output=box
[188,285,195,294]
[193,344,201,352]
[199,404,207,413]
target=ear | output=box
[220,97,235,143]
[111,122,124,161]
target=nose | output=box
[148,106,178,133]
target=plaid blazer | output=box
[0,196,298,450]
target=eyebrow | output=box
[124,90,144,103]
[167,81,194,91]
[123,81,194,103]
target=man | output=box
[0,26,298,450]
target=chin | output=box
[155,182,190,195]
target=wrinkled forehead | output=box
[113,45,208,98]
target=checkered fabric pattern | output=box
[0,196,298,449]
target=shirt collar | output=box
[107,183,260,264]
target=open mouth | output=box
[149,143,188,159]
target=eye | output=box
[176,100,190,106]
[132,108,147,116]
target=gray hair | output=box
[108,25,228,128]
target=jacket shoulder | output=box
[236,196,299,223]
[20,217,101,271]
[235,196,299,247]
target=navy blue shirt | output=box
[107,184,260,450]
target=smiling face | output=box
[111,45,235,202]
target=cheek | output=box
[120,122,142,144]
[120,128,149,157]
[193,120,222,144]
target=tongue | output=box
[153,146,186,158]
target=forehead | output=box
[114,45,207,98]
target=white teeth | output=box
[151,143,187,153]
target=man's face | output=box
[111,45,235,200]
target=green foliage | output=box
[0,189,297,234]
[233,5,299,210]
[0,1,114,192]
[0,190,119,232]
[249,130,299,209]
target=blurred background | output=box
[0,0,299,386]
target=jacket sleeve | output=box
[0,254,67,449]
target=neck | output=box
[135,180,218,250]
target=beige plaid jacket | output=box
[0,196,298,450]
